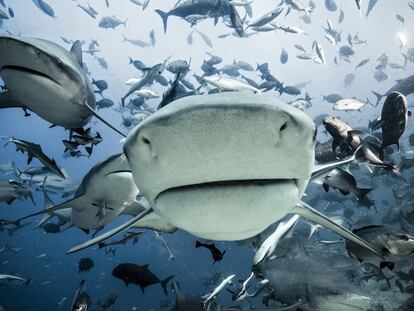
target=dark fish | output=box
[78,257,94,273]
[195,240,226,263]
[8,7,14,18]
[92,79,108,95]
[381,92,410,151]
[112,263,173,295]
[36,0,55,18]
[41,222,60,233]
[96,98,114,110]
[155,0,231,33]
[325,0,337,12]
[346,225,414,270]
[100,293,117,310]
[5,138,65,178]
[71,280,91,311]
[323,116,361,155]
[372,74,414,105]
[229,4,244,37]
[280,47,288,64]
[321,168,372,201]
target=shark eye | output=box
[56,58,62,66]
[399,234,410,241]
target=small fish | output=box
[35,0,55,18]
[396,14,405,24]
[195,241,226,263]
[355,58,370,70]
[334,98,367,111]
[366,0,378,17]
[202,274,235,304]
[98,16,127,29]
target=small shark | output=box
[0,36,125,136]
[17,154,175,247]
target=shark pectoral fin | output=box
[130,210,177,233]
[66,207,154,254]
[293,201,382,259]
[83,104,126,137]
[0,90,24,109]
[17,195,84,223]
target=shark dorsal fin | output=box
[70,40,83,67]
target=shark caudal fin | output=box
[292,201,382,259]
[155,9,169,33]
[66,207,154,254]
[83,104,126,137]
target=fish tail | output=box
[155,9,168,33]
[371,91,383,106]
[123,17,128,28]
[160,275,174,295]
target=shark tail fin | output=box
[155,9,169,33]
[83,104,126,137]
[293,201,382,259]
[160,275,174,295]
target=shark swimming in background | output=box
[0,36,125,137]
[61,92,383,257]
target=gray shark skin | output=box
[0,36,95,129]
[155,0,231,33]
[123,92,381,257]
[255,256,371,311]
[0,36,125,136]
[17,153,175,234]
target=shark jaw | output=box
[124,92,315,241]
[156,179,299,240]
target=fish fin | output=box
[16,195,84,224]
[83,104,126,137]
[347,130,363,138]
[371,91,383,106]
[25,278,31,286]
[155,9,168,33]
[195,240,202,248]
[0,90,24,109]
[380,261,395,271]
[322,183,329,192]
[66,207,154,254]
[140,285,145,293]
[160,275,174,295]
[339,189,350,196]
[293,201,382,258]
[356,188,372,201]
[70,40,83,67]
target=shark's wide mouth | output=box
[153,178,300,240]
[155,178,299,200]
[1,65,60,86]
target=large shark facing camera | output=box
[123,93,380,256]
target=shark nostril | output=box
[280,122,288,132]
[141,137,151,145]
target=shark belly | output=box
[1,67,92,128]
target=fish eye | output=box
[399,234,410,241]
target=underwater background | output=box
[1,0,414,310]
